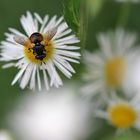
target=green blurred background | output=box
[0,0,140,140]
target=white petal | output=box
[94,110,108,119]
[20,11,38,36]
[42,67,49,90]
[45,61,63,87]
[55,45,80,50]
[54,55,75,73]
[53,59,72,78]
[34,13,43,24]
[56,55,80,63]
[30,65,37,90]
[20,64,34,89]
[55,49,81,59]
[97,33,113,58]
[83,51,105,66]
[43,15,57,33]
[12,63,29,85]
[56,29,72,39]
[44,62,55,86]
[55,16,64,27]
[9,28,26,37]
[2,63,15,69]
[57,22,69,35]
[81,80,104,96]
[54,35,80,45]
[36,66,41,91]
[40,15,49,33]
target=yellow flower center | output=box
[24,41,54,64]
[108,103,136,128]
[104,57,126,88]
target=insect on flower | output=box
[0,12,80,90]
[14,27,57,61]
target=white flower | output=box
[123,50,140,95]
[82,28,137,97]
[8,87,90,140]
[0,11,80,90]
[94,94,140,133]
[0,130,13,140]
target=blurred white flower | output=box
[8,87,90,140]
[82,28,138,97]
[0,11,80,91]
[123,50,140,95]
[0,130,13,140]
[94,94,140,133]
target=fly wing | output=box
[46,27,58,41]
[13,35,28,46]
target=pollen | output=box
[24,41,54,64]
[108,103,136,128]
[104,57,126,88]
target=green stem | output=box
[79,1,89,50]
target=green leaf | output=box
[63,0,89,49]
[63,0,80,34]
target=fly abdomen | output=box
[33,43,46,60]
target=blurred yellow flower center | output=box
[104,57,126,88]
[108,103,136,128]
[24,41,54,64]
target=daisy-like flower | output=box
[95,94,140,133]
[82,28,137,97]
[0,12,80,90]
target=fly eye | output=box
[29,32,43,44]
